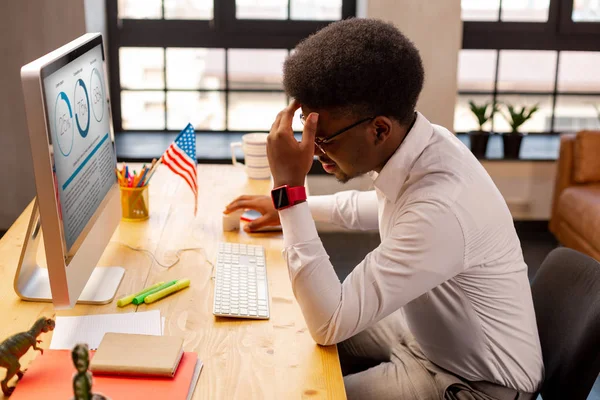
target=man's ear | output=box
[373,116,393,144]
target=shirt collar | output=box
[373,112,434,202]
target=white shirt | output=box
[278,112,544,393]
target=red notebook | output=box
[11,350,202,400]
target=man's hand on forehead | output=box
[267,100,318,188]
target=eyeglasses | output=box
[300,113,375,153]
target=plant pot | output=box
[468,131,490,159]
[502,133,524,159]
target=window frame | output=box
[106,0,355,133]
[459,0,600,134]
[108,0,600,135]
[463,0,600,50]
[560,0,600,34]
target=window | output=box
[461,0,501,21]
[500,0,551,22]
[572,0,600,22]
[117,0,214,19]
[461,0,551,22]
[457,0,600,133]
[110,1,600,135]
[108,0,355,133]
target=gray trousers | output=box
[338,312,536,400]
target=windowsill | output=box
[116,131,250,164]
[115,132,561,173]
[455,133,560,162]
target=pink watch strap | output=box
[287,186,306,205]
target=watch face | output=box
[272,187,289,209]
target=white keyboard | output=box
[213,242,270,319]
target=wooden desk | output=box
[0,165,345,399]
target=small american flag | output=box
[161,123,198,215]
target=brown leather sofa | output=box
[550,131,600,261]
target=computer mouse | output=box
[222,209,244,232]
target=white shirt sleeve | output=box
[307,190,379,230]
[279,200,465,346]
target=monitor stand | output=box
[14,199,125,304]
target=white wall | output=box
[84,0,108,40]
[481,161,557,221]
[0,1,106,231]
[363,0,463,130]
[0,1,87,231]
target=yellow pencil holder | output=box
[120,185,150,222]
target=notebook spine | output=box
[90,365,175,378]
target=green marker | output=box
[144,279,191,304]
[117,281,166,307]
[132,280,178,305]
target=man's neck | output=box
[373,113,417,173]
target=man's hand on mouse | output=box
[267,100,318,189]
[224,195,280,232]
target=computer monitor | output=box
[18,33,124,309]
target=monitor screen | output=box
[42,44,116,252]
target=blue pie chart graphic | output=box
[74,78,90,137]
[54,92,74,157]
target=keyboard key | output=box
[257,281,268,300]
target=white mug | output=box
[230,133,271,180]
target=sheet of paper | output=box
[162,316,165,334]
[50,310,162,350]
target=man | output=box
[225,18,543,400]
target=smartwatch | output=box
[271,185,307,210]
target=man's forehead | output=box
[301,107,334,122]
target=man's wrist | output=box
[273,180,305,189]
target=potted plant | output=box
[467,101,496,158]
[501,104,539,159]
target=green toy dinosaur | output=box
[71,343,109,400]
[0,316,55,396]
